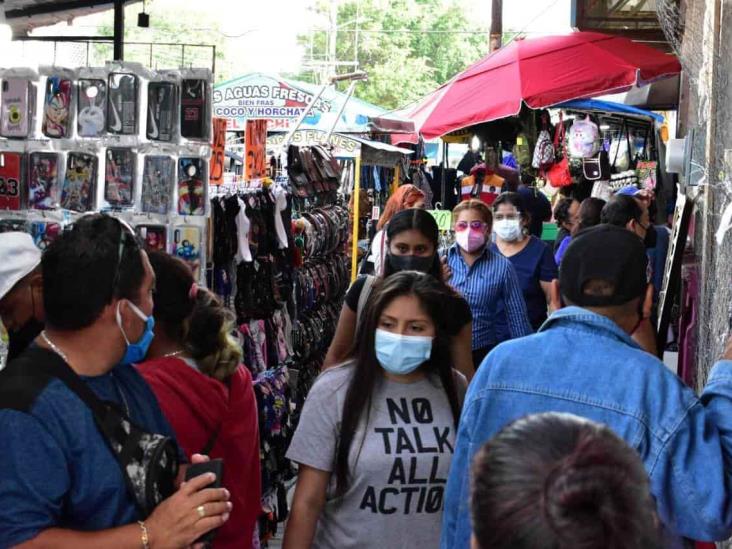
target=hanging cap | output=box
[560,224,647,307]
[0,232,41,301]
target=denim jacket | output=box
[441,307,732,548]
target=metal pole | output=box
[489,0,503,52]
[280,82,329,154]
[441,141,447,206]
[149,44,153,68]
[212,45,216,77]
[113,0,124,60]
[351,154,362,282]
[326,80,357,142]
[181,45,186,68]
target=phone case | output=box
[135,224,167,252]
[172,225,202,279]
[1,79,31,138]
[141,155,174,214]
[108,73,138,135]
[105,148,136,207]
[78,79,107,137]
[29,152,59,210]
[0,152,23,210]
[30,221,62,251]
[180,79,206,139]
[177,157,206,215]
[147,82,176,141]
[61,152,97,212]
[42,77,72,138]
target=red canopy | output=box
[404,31,681,141]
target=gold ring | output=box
[196,505,206,519]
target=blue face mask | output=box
[116,300,155,366]
[375,328,433,375]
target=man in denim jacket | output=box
[442,224,732,548]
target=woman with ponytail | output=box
[137,251,261,549]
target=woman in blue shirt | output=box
[446,198,532,370]
[491,193,559,342]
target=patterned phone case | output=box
[105,148,136,207]
[141,155,174,214]
[78,79,107,137]
[147,82,176,142]
[135,224,167,252]
[29,152,59,210]
[108,73,138,135]
[0,152,23,210]
[177,157,205,215]
[1,79,31,138]
[42,77,72,138]
[180,79,206,139]
[61,153,97,212]
[172,225,202,278]
[30,221,62,251]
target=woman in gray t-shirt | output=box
[284,272,467,549]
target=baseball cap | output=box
[616,185,642,197]
[0,232,41,301]
[560,224,647,307]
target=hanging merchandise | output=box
[582,149,611,181]
[512,133,532,169]
[107,72,139,135]
[568,115,600,158]
[0,151,23,210]
[28,151,59,210]
[172,224,202,279]
[77,73,107,138]
[532,113,555,171]
[104,148,136,208]
[136,224,167,252]
[141,154,175,214]
[0,69,37,139]
[177,157,207,216]
[547,114,573,188]
[41,71,74,139]
[179,70,212,141]
[61,152,97,212]
[147,79,177,142]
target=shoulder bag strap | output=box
[355,275,377,336]
[200,426,220,456]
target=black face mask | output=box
[386,253,434,274]
[643,224,657,249]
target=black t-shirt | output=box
[345,275,472,336]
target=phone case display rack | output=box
[0,62,213,282]
[208,147,350,543]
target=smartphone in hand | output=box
[185,459,224,545]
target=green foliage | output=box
[297,0,488,110]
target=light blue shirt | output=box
[442,307,732,547]
[446,245,532,350]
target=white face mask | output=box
[494,219,523,242]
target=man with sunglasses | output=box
[0,214,231,548]
[0,232,45,363]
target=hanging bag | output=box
[532,114,555,170]
[11,347,179,518]
[583,149,611,181]
[568,115,601,158]
[547,114,573,188]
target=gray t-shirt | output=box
[286,362,463,549]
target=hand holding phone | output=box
[185,459,225,545]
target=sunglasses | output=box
[455,220,488,232]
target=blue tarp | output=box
[556,99,664,123]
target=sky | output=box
[5,0,573,74]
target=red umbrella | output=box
[406,31,681,141]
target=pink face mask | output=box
[456,228,486,253]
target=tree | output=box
[296,0,488,110]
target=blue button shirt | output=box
[446,244,532,350]
[0,361,180,546]
[442,307,732,548]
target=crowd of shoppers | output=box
[1,180,731,549]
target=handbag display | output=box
[532,114,555,170]
[568,115,601,159]
[582,150,611,181]
[548,115,573,188]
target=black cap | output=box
[560,224,647,307]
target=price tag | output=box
[428,210,452,232]
[372,206,381,220]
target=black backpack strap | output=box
[22,346,111,420]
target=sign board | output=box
[213,74,333,132]
[266,130,362,158]
[209,117,227,185]
[428,210,453,232]
[245,120,268,180]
